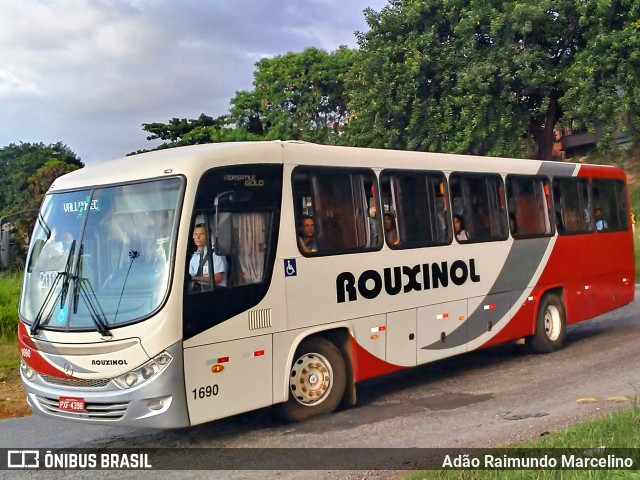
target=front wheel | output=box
[279,337,346,422]
[527,293,566,353]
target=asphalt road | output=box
[2,286,639,479]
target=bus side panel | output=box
[350,314,390,382]
[417,299,467,364]
[593,271,634,315]
[538,230,634,324]
[183,334,272,426]
[484,228,633,350]
[386,309,417,367]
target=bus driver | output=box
[189,224,227,288]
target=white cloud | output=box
[0,0,389,163]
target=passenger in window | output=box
[595,207,608,231]
[454,215,468,242]
[298,215,318,253]
[383,213,399,247]
[189,224,227,289]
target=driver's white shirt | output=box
[189,249,227,286]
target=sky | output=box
[0,0,389,164]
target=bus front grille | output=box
[40,374,110,388]
[34,395,128,420]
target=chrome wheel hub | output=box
[289,352,333,406]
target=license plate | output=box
[59,396,85,412]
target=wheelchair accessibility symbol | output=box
[284,259,297,277]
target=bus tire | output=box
[527,293,566,353]
[280,337,347,422]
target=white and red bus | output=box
[17,141,634,427]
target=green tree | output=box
[141,47,356,149]
[140,113,261,151]
[24,160,81,211]
[0,142,83,215]
[346,0,640,159]
[229,46,357,144]
[561,1,640,147]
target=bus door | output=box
[182,164,283,426]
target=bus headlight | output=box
[113,352,173,389]
[20,360,36,381]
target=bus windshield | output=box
[20,177,183,332]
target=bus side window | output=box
[552,177,592,235]
[506,175,553,238]
[380,169,451,248]
[450,173,508,243]
[591,178,629,232]
[292,167,382,255]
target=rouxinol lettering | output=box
[91,359,129,366]
[336,259,481,303]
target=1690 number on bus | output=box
[192,385,219,400]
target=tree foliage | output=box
[0,142,83,216]
[561,0,640,145]
[140,1,640,160]
[141,47,357,149]
[140,114,262,150]
[229,46,357,144]
[346,0,640,159]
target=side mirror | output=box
[27,239,45,273]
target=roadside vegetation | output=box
[0,271,20,342]
[0,271,21,383]
[407,400,640,480]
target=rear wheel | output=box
[280,337,346,422]
[527,293,566,353]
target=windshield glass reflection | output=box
[20,178,183,331]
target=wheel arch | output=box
[540,286,565,306]
[279,326,356,408]
[538,286,565,315]
[527,286,567,353]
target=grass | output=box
[0,271,22,341]
[0,271,21,382]
[0,340,19,382]
[405,402,640,479]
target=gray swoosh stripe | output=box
[538,161,578,178]
[422,161,575,351]
[423,238,551,350]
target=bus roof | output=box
[48,140,622,192]
[48,141,286,192]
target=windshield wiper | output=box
[36,211,51,240]
[30,240,76,336]
[72,244,111,338]
[76,277,111,338]
[30,271,67,335]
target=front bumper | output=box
[21,341,190,429]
